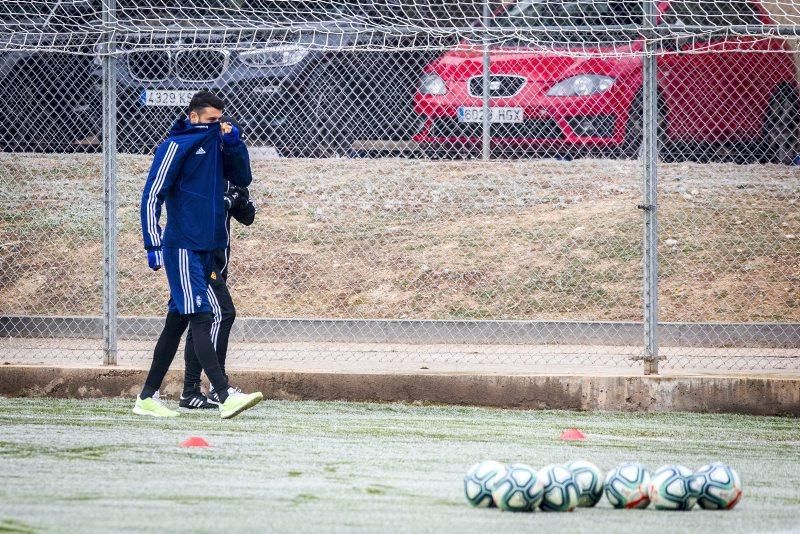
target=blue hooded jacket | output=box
[140,119,252,252]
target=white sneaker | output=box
[208,385,242,405]
[132,394,179,417]
[219,390,263,419]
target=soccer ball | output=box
[490,463,544,512]
[648,465,697,511]
[690,462,743,510]
[463,460,505,507]
[537,464,579,512]
[565,460,604,507]
[604,462,651,509]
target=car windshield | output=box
[1,1,96,31]
[113,1,360,24]
[490,0,643,45]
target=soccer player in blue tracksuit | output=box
[134,91,262,419]
[179,182,256,409]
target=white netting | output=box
[1,1,799,55]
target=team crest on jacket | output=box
[195,295,202,308]
[210,271,217,280]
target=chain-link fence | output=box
[1,1,798,375]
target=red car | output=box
[414,0,800,162]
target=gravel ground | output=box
[2,337,799,372]
[1,154,797,326]
[0,398,798,533]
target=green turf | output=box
[0,398,798,533]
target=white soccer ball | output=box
[604,462,651,509]
[649,465,697,511]
[565,460,604,507]
[463,460,505,507]
[537,464,579,512]
[690,462,743,510]
[490,463,544,512]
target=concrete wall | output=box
[1,366,798,416]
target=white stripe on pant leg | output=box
[180,249,193,315]
[206,286,218,349]
[210,288,221,350]
[185,250,195,315]
[207,285,221,350]
[179,249,189,314]
[187,250,195,314]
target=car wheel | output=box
[1,60,72,152]
[275,62,356,158]
[760,85,800,165]
[310,63,358,157]
[618,92,668,161]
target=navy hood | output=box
[169,118,222,138]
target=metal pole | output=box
[481,0,491,161]
[641,0,660,375]
[102,0,118,366]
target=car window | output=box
[1,0,96,30]
[113,0,358,23]
[491,0,644,44]
[2,1,52,19]
[663,1,761,28]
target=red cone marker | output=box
[180,436,210,448]
[560,428,586,441]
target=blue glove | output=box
[221,123,241,146]
[147,248,163,271]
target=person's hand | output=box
[147,248,163,271]
[225,185,251,210]
[221,122,240,146]
[224,188,244,210]
[233,185,249,200]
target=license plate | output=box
[140,90,195,107]
[458,107,524,123]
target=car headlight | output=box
[239,46,308,68]
[418,73,448,95]
[547,75,615,97]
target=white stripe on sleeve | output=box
[146,141,178,247]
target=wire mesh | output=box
[0,1,798,374]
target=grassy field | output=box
[1,154,798,323]
[0,398,798,533]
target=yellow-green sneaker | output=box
[132,395,179,417]
[219,390,263,419]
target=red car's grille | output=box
[468,75,526,98]
[430,118,563,139]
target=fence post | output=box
[481,0,491,161]
[641,0,660,375]
[101,0,118,366]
